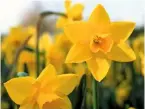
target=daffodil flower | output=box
[4,64,78,109]
[132,34,144,76]
[1,26,31,64]
[64,4,136,81]
[56,0,84,28]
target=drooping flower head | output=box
[64,4,136,81]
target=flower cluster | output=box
[1,1,143,109]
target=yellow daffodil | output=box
[64,4,136,81]
[132,34,144,76]
[115,81,131,106]
[56,0,84,28]
[45,33,71,73]
[2,26,31,64]
[4,64,78,109]
[17,51,37,78]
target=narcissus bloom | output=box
[1,26,31,64]
[132,34,144,76]
[56,0,84,28]
[4,64,78,109]
[64,4,136,81]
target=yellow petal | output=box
[4,77,35,104]
[19,101,38,109]
[37,93,59,109]
[68,3,84,20]
[74,64,85,85]
[87,57,111,82]
[107,43,136,62]
[56,17,68,28]
[37,64,57,87]
[55,74,78,95]
[59,96,72,109]
[65,0,71,12]
[43,96,72,109]
[89,4,110,33]
[65,43,92,63]
[64,21,95,43]
[110,21,135,43]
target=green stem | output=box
[36,11,66,76]
[36,17,41,76]
[92,78,99,109]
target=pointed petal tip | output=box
[97,4,104,8]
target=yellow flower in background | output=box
[128,107,136,109]
[4,64,78,109]
[17,51,37,78]
[45,33,71,73]
[46,45,65,73]
[132,34,144,76]
[64,4,136,81]
[73,63,86,86]
[55,33,72,52]
[27,27,52,52]
[115,81,131,106]
[56,0,84,28]
[1,26,31,64]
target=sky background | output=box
[0,0,144,34]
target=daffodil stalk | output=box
[92,78,99,109]
[9,35,32,78]
[36,11,67,76]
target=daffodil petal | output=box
[107,43,136,62]
[87,57,111,82]
[59,96,72,109]
[64,21,95,43]
[55,74,78,95]
[110,21,135,43]
[65,43,92,63]
[43,96,72,109]
[37,93,59,109]
[68,3,84,20]
[89,4,110,33]
[4,77,35,104]
[19,101,38,109]
[56,17,68,28]
[37,64,57,87]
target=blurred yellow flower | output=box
[115,81,131,106]
[1,26,31,64]
[27,27,52,52]
[128,107,136,109]
[132,34,144,76]
[64,4,136,81]
[45,33,72,73]
[4,64,78,109]
[74,63,86,86]
[55,33,72,52]
[17,51,37,78]
[56,0,84,28]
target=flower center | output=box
[93,35,102,44]
[90,33,113,53]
